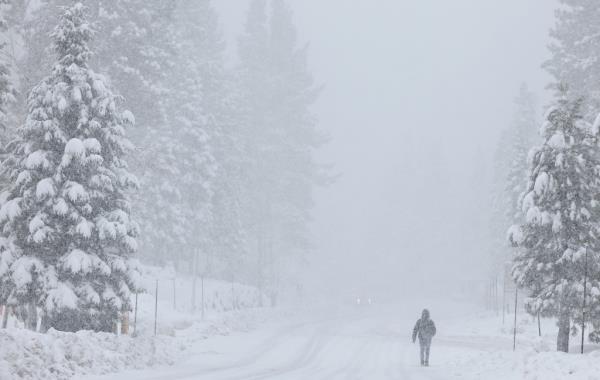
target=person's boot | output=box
[425,361,429,367]
[421,360,424,366]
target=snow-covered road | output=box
[82,303,511,380]
[173,313,437,380]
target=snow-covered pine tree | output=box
[489,130,513,277]
[489,85,536,277]
[86,1,181,268]
[505,85,537,225]
[509,88,600,352]
[162,0,220,274]
[174,0,247,281]
[13,1,182,267]
[544,0,600,119]
[236,0,323,301]
[0,0,15,136]
[14,0,177,139]
[0,0,17,196]
[265,0,323,301]
[0,3,140,332]
[236,0,273,300]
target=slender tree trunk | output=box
[192,250,198,313]
[26,301,37,331]
[39,313,50,333]
[557,310,570,353]
[121,312,129,335]
[257,231,264,307]
[1,306,9,329]
[201,275,205,321]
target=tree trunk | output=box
[557,311,570,352]
[25,301,37,331]
[39,314,50,333]
[121,312,129,335]
[1,306,9,329]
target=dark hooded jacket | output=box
[412,309,436,342]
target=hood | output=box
[421,309,430,320]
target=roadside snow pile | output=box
[0,264,273,380]
[443,345,600,380]
[0,308,275,380]
[521,350,600,380]
[437,309,600,380]
[0,327,178,380]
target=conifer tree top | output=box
[51,3,92,68]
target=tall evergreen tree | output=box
[489,84,536,275]
[509,90,600,352]
[236,0,274,299]
[236,0,323,301]
[13,0,177,136]
[13,0,183,266]
[174,0,246,281]
[165,0,224,272]
[267,0,322,297]
[544,0,600,119]
[90,1,181,267]
[0,3,140,332]
[0,0,14,129]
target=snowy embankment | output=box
[0,265,273,380]
[438,309,600,380]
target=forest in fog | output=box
[4,1,600,379]
[0,0,325,332]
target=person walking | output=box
[412,309,436,366]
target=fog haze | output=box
[5,1,600,378]
[214,0,558,297]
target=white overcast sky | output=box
[214,0,558,297]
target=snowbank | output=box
[0,328,177,380]
[438,309,600,380]
[0,265,272,380]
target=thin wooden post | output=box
[231,282,235,311]
[581,248,589,354]
[172,278,176,311]
[537,311,541,337]
[192,251,198,313]
[1,306,9,329]
[502,276,506,325]
[495,277,499,315]
[133,292,138,335]
[121,312,129,335]
[201,275,205,321]
[513,287,518,351]
[154,280,158,336]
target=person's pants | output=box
[419,339,431,364]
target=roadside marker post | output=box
[154,280,158,336]
[513,287,518,351]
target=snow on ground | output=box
[4,285,600,380]
[440,309,600,380]
[0,326,177,380]
[0,265,274,380]
[133,265,268,336]
[80,300,600,380]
